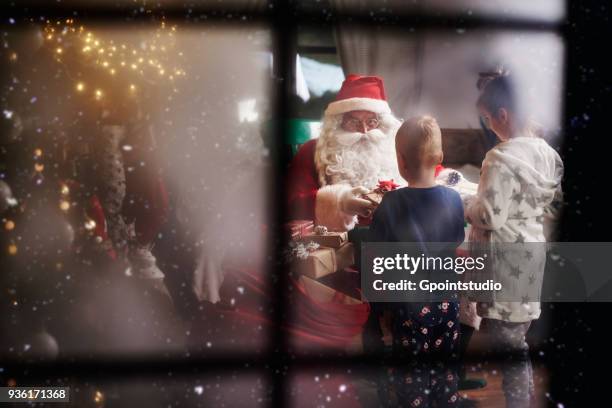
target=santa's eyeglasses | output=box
[341,116,380,131]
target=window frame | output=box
[0,2,568,407]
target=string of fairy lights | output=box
[43,18,186,100]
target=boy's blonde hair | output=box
[395,115,443,169]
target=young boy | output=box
[368,116,465,407]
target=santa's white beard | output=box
[315,116,403,190]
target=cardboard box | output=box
[299,274,362,304]
[293,242,355,279]
[299,231,348,248]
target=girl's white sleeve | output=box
[465,156,518,231]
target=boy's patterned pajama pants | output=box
[390,303,460,407]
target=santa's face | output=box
[340,110,380,133]
[315,110,402,189]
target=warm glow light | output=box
[59,200,70,211]
[94,390,104,404]
[44,18,186,102]
[84,219,96,230]
[4,220,15,231]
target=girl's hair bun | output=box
[476,67,510,90]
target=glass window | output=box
[0,23,272,358]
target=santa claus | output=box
[288,74,465,230]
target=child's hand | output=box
[339,186,376,217]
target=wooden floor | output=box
[459,328,549,408]
[346,364,548,408]
[460,364,548,408]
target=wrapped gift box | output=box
[299,274,362,305]
[361,179,400,206]
[293,242,354,279]
[299,231,348,248]
[363,190,385,205]
[285,220,315,240]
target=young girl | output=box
[464,71,564,408]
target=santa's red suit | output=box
[287,74,451,231]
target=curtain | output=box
[332,15,564,131]
[334,24,424,121]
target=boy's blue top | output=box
[368,185,465,245]
[367,185,465,329]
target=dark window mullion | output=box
[270,1,296,407]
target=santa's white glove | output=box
[338,186,376,217]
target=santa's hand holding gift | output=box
[287,74,475,230]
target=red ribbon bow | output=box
[376,179,400,192]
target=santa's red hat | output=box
[325,74,391,116]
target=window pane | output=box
[0,23,272,358]
[286,25,563,354]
